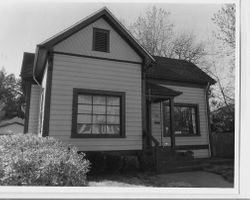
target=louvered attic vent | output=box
[93,28,110,52]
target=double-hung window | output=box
[163,103,200,136]
[71,88,125,138]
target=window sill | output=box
[71,134,126,138]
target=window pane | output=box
[93,105,106,114]
[107,116,120,124]
[93,114,106,124]
[77,114,92,123]
[163,105,170,136]
[78,95,92,104]
[78,104,92,113]
[77,123,92,134]
[93,96,106,105]
[107,125,120,134]
[92,124,106,134]
[173,105,198,135]
[191,108,197,134]
[107,106,120,115]
[107,97,120,105]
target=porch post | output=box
[169,98,176,149]
[146,99,152,147]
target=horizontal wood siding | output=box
[151,85,210,158]
[28,85,41,134]
[49,54,142,151]
[54,18,142,63]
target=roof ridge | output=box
[39,7,108,46]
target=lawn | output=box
[88,172,192,187]
[88,170,233,187]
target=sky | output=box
[0,1,223,77]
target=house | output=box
[0,117,24,135]
[20,7,215,159]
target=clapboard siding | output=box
[28,85,41,134]
[49,54,142,151]
[151,84,210,158]
[54,18,142,63]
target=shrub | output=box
[0,133,90,186]
[122,156,139,174]
[85,152,106,175]
[138,154,155,172]
[105,154,124,174]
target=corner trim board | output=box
[53,51,142,65]
[23,82,31,133]
[42,51,53,137]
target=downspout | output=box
[205,82,213,157]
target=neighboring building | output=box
[0,117,24,135]
[20,7,215,158]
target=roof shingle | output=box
[147,56,216,85]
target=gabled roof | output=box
[20,52,35,81]
[39,7,154,62]
[33,7,155,83]
[147,56,216,85]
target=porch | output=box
[143,82,210,172]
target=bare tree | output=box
[129,6,174,57]
[129,6,207,64]
[203,4,236,111]
[212,4,235,49]
[172,31,206,64]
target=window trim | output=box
[163,103,201,137]
[92,28,110,53]
[71,88,125,138]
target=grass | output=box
[88,172,192,187]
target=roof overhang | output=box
[33,7,155,82]
[146,82,182,102]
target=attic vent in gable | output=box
[93,28,110,52]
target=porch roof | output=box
[146,82,182,102]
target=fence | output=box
[210,132,234,158]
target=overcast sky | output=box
[0,1,223,77]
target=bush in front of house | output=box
[85,152,141,175]
[85,152,107,175]
[105,154,124,174]
[0,133,90,186]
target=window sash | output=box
[71,89,125,138]
[163,103,200,136]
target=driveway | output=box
[156,171,233,187]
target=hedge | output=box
[0,133,90,186]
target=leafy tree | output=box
[0,68,24,120]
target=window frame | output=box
[163,102,201,137]
[71,88,125,138]
[92,28,110,53]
